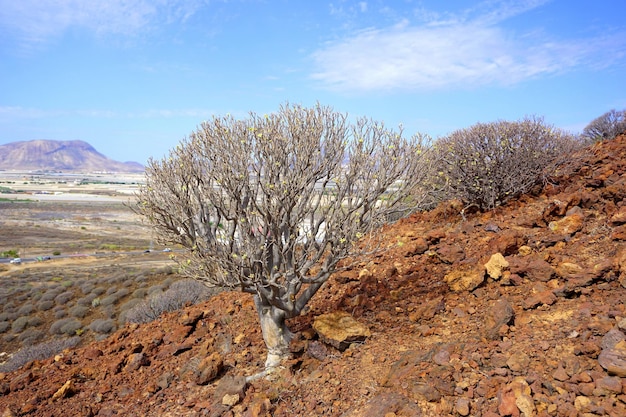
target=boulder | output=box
[444,266,485,292]
[313,311,371,350]
[484,253,509,280]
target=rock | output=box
[548,212,584,235]
[601,329,626,350]
[404,237,429,257]
[574,395,592,412]
[313,311,371,351]
[83,348,103,359]
[598,344,626,377]
[484,253,509,280]
[195,352,223,385]
[124,352,150,372]
[444,266,485,292]
[506,352,530,373]
[412,381,442,402]
[612,224,626,240]
[222,393,240,406]
[455,397,470,416]
[511,377,535,417]
[213,375,248,403]
[594,376,623,395]
[51,379,75,401]
[555,262,584,278]
[9,371,33,392]
[484,298,514,340]
[610,206,626,225]
[522,289,557,310]
[407,296,445,322]
[436,244,466,264]
[346,393,421,417]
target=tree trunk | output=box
[254,295,293,372]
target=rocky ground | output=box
[1,136,626,416]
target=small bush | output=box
[125,279,212,324]
[582,109,626,142]
[89,319,116,334]
[54,291,74,306]
[0,337,80,373]
[91,287,106,296]
[132,288,148,299]
[432,117,580,210]
[54,309,67,319]
[0,321,10,333]
[100,294,119,306]
[52,250,61,256]
[11,316,30,332]
[80,283,95,294]
[37,300,55,311]
[17,304,34,316]
[105,286,118,296]
[69,305,89,318]
[50,318,82,336]
[27,316,43,327]
[76,294,97,307]
[18,328,45,345]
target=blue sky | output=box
[1,0,625,165]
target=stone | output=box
[444,266,485,292]
[51,380,75,401]
[601,329,626,350]
[484,253,509,280]
[222,393,240,406]
[594,376,623,395]
[484,298,514,340]
[124,352,150,372]
[313,311,371,351]
[526,258,555,282]
[555,262,584,278]
[404,237,429,257]
[436,244,466,264]
[408,296,445,322]
[598,344,626,377]
[511,377,535,417]
[522,290,557,310]
[548,212,584,235]
[455,397,470,416]
[506,352,530,373]
[347,393,421,417]
[195,352,223,385]
[610,206,626,225]
[213,375,248,404]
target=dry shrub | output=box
[0,321,10,333]
[37,300,55,311]
[49,318,82,336]
[11,316,30,332]
[69,305,89,318]
[54,291,74,306]
[0,336,80,373]
[125,279,212,324]
[433,117,580,210]
[582,109,626,142]
[88,319,116,334]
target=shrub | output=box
[54,309,67,319]
[0,337,80,373]
[69,305,89,318]
[125,279,212,324]
[76,294,97,307]
[433,117,580,210]
[88,319,116,334]
[582,109,626,142]
[50,318,82,336]
[27,316,43,327]
[11,316,30,332]
[54,291,74,306]
[80,283,95,294]
[18,328,44,345]
[131,288,148,299]
[52,250,61,256]
[17,304,34,316]
[105,286,118,296]
[37,300,55,311]
[0,321,10,333]
[100,294,119,306]
[91,287,106,296]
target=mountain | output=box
[0,140,144,172]
[1,136,626,415]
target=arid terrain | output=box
[1,136,626,416]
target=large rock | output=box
[484,253,509,280]
[548,212,584,235]
[444,266,485,292]
[313,311,371,351]
[484,298,514,340]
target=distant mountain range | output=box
[0,140,144,173]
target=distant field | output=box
[0,171,205,368]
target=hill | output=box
[1,136,626,416]
[0,140,144,172]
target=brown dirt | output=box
[1,136,626,416]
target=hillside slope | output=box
[0,140,143,172]
[1,136,626,416]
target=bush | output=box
[37,300,55,311]
[11,316,30,332]
[582,109,626,142]
[17,304,34,316]
[433,117,580,210]
[125,279,212,324]
[0,321,10,333]
[0,337,80,373]
[88,319,116,334]
[54,291,74,306]
[49,318,82,336]
[91,287,106,296]
[18,328,44,345]
[69,305,89,318]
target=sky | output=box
[1,0,625,165]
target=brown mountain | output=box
[1,137,626,415]
[0,140,144,172]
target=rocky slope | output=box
[0,140,143,172]
[1,136,626,416]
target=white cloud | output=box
[311,1,626,92]
[0,0,206,47]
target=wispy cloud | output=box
[0,106,213,121]
[0,0,207,48]
[311,1,626,92]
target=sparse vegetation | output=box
[0,337,80,373]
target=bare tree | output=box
[135,103,431,375]
[582,109,626,142]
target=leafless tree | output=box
[582,109,626,142]
[135,103,432,375]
